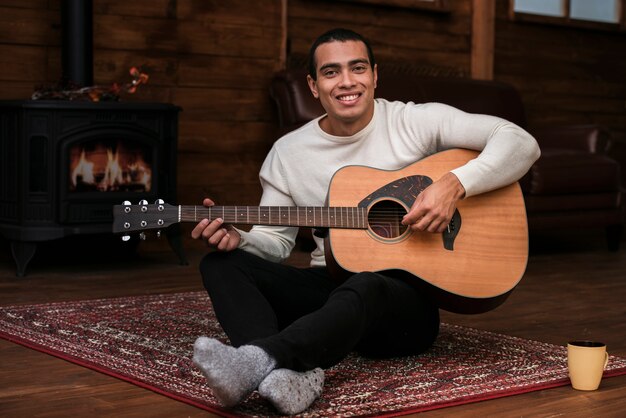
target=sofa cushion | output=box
[377,75,527,127]
[528,150,621,195]
[524,192,621,212]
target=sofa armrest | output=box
[529,125,610,154]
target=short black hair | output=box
[307,28,376,80]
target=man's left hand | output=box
[401,172,466,233]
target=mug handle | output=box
[603,352,609,370]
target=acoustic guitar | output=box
[113,149,528,314]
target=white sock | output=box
[258,368,325,415]
[192,337,276,407]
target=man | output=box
[191,28,540,414]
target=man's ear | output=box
[373,64,378,89]
[307,75,319,99]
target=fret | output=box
[260,206,268,224]
[239,206,245,223]
[348,207,351,229]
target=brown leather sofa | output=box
[269,69,624,250]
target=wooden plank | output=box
[288,19,470,54]
[94,15,282,59]
[178,120,277,154]
[93,0,176,18]
[0,0,48,8]
[0,45,48,81]
[178,152,264,186]
[176,0,282,28]
[0,81,40,100]
[288,0,471,33]
[0,7,59,46]
[176,21,282,58]
[172,88,275,122]
[177,55,277,89]
[471,0,494,80]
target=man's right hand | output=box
[191,198,241,251]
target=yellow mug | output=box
[567,341,609,391]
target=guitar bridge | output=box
[442,209,461,251]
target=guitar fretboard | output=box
[179,205,368,229]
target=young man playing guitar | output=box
[190,28,540,414]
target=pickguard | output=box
[358,175,461,250]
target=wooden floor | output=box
[1,229,625,417]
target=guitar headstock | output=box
[112,200,179,239]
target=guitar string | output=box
[176,208,407,226]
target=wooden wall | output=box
[493,2,626,161]
[1,0,625,208]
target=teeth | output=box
[338,94,359,101]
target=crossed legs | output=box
[194,249,439,413]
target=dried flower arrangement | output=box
[32,67,149,101]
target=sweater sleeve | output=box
[408,102,541,197]
[235,146,298,263]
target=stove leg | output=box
[166,224,188,265]
[10,241,37,277]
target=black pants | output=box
[199,249,440,371]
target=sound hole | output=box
[368,200,408,239]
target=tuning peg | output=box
[139,199,148,205]
[122,235,131,242]
[123,200,131,205]
[155,199,164,204]
[139,232,146,241]
[156,230,161,238]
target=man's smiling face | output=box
[307,40,378,136]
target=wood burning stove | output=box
[0,0,186,276]
[0,100,184,276]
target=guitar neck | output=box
[179,205,368,229]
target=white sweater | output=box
[238,99,540,266]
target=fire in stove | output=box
[69,141,152,192]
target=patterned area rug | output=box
[1,292,626,417]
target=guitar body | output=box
[324,149,528,314]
